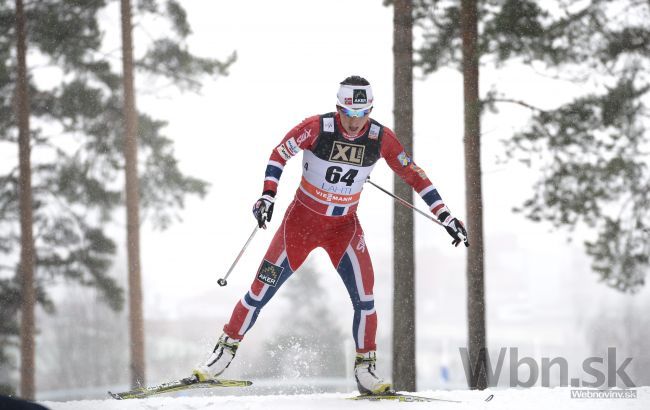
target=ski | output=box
[108,376,252,400]
[349,392,460,403]
[350,392,494,403]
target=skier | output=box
[193,75,468,394]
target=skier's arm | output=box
[252,116,320,228]
[380,128,451,220]
[261,115,320,199]
[381,128,468,246]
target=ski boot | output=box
[192,334,240,381]
[354,351,392,394]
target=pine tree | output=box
[13,0,37,398]
[0,0,235,391]
[412,0,650,293]
[460,0,488,391]
[386,0,489,390]
[391,0,417,392]
[120,0,145,388]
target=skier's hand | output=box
[252,195,274,229]
[438,212,469,247]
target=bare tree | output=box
[14,0,36,399]
[120,0,145,388]
[392,0,416,392]
[461,0,487,390]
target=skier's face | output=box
[337,106,372,136]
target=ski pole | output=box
[365,178,469,245]
[217,211,267,287]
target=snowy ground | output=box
[40,387,649,410]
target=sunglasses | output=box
[338,105,372,118]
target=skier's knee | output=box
[353,299,374,312]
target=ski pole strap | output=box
[365,178,444,227]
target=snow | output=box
[40,387,650,410]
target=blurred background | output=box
[1,0,649,401]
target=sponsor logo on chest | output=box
[323,118,335,132]
[368,124,380,140]
[329,141,365,166]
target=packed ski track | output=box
[40,387,649,410]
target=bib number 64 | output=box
[325,166,358,187]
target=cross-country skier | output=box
[193,75,468,394]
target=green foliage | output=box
[139,39,236,91]
[411,0,650,292]
[165,0,191,38]
[134,0,235,91]
[28,0,106,69]
[137,113,209,229]
[0,0,234,373]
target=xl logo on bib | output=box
[329,141,365,166]
[256,260,284,287]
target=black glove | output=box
[438,211,469,247]
[252,196,274,229]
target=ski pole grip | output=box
[459,232,470,247]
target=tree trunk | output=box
[120,0,145,388]
[461,0,488,390]
[15,0,36,399]
[392,0,416,392]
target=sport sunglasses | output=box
[338,105,373,118]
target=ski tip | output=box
[485,394,494,402]
[107,391,122,400]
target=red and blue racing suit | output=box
[223,112,451,353]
